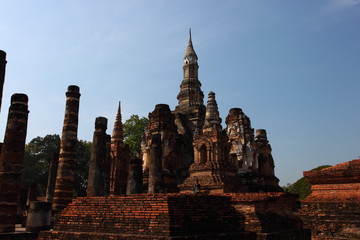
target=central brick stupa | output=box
[141,29,282,194]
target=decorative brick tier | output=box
[300,159,360,240]
[38,193,310,240]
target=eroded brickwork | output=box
[87,117,111,197]
[110,103,130,195]
[52,85,81,212]
[38,193,310,240]
[145,104,179,193]
[173,29,205,134]
[0,94,29,233]
[254,129,282,192]
[148,134,162,193]
[170,30,206,182]
[226,108,258,172]
[45,153,59,203]
[181,92,236,193]
[126,156,143,195]
[140,31,282,194]
[299,159,360,239]
[26,182,37,207]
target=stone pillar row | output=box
[0,82,141,233]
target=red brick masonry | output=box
[38,193,310,239]
[300,159,360,240]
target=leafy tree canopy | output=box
[283,165,332,200]
[123,114,148,157]
[23,134,92,197]
[23,134,60,195]
[74,140,92,197]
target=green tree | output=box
[23,134,60,195]
[23,134,92,197]
[123,114,148,156]
[283,165,332,200]
[74,140,92,197]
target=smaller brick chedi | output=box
[181,92,236,193]
[110,103,130,195]
[300,159,360,240]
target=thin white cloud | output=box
[325,0,360,11]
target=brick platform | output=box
[300,159,360,240]
[38,193,310,239]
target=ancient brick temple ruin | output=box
[3,30,359,238]
[35,32,312,239]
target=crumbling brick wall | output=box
[299,159,360,240]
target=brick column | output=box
[126,156,143,195]
[25,201,52,232]
[45,153,59,203]
[87,117,111,197]
[0,93,29,233]
[148,134,162,193]
[26,182,37,207]
[52,85,80,212]
[104,135,111,196]
[0,50,7,112]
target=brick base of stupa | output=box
[38,193,310,240]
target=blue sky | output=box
[1,0,359,185]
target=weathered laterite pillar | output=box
[126,156,143,195]
[45,152,59,203]
[52,85,80,213]
[104,135,111,195]
[0,50,7,112]
[26,182,37,207]
[87,117,111,197]
[0,93,29,233]
[26,201,52,232]
[148,134,162,193]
